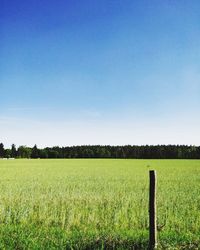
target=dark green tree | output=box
[39,149,48,158]
[31,144,39,158]
[18,146,31,158]
[4,149,11,158]
[0,143,4,158]
[11,144,17,158]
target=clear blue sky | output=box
[1,0,200,147]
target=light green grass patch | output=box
[0,159,199,249]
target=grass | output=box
[0,159,199,249]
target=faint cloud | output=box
[6,106,51,112]
[81,109,102,119]
[182,68,200,92]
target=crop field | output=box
[0,159,199,249]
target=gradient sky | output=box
[1,0,200,147]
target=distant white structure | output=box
[0,158,15,160]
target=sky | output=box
[1,0,200,148]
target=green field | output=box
[0,159,199,249]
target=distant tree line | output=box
[0,143,200,159]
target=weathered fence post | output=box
[149,170,157,249]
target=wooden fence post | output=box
[149,170,157,249]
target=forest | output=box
[0,143,200,159]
